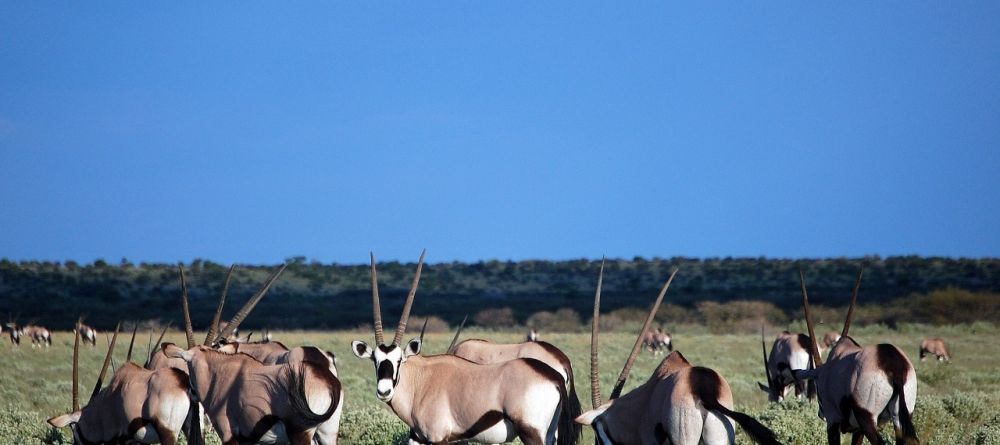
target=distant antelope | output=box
[527,328,539,342]
[48,322,193,445]
[352,251,572,445]
[642,327,672,355]
[18,324,52,347]
[758,329,815,402]
[576,261,782,445]
[5,322,20,345]
[793,268,919,445]
[919,338,951,363]
[75,323,98,347]
[449,330,583,442]
[820,331,841,356]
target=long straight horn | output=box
[146,324,170,369]
[72,318,81,412]
[217,264,287,343]
[179,265,195,349]
[205,264,237,346]
[91,322,120,402]
[611,267,678,400]
[392,249,426,346]
[370,253,384,345]
[446,314,468,354]
[125,322,138,363]
[145,329,153,367]
[840,265,865,338]
[418,318,428,344]
[590,258,605,409]
[761,323,773,391]
[800,269,823,367]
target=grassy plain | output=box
[2,323,998,444]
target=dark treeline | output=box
[1,256,998,330]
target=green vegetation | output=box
[1,256,998,330]
[2,324,997,444]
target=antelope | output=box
[793,268,919,445]
[642,327,672,355]
[758,329,816,402]
[576,261,782,445]
[20,323,52,347]
[527,328,539,342]
[352,251,572,445]
[75,322,98,347]
[48,322,194,445]
[449,327,583,443]
[217,342,344,445]
[919,338,951,363]
[5,322,20,345]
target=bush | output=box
[525,308,581,332]
[407,316,450,334]
[696,300,787,333]
[339,405,409,445]
[473,307,517,329]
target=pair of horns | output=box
[71,319,121,411]
[800,265,865,368]
[590,259,679,409]
[179,264,285,348]
[370,250,426,346]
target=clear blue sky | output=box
[1,3,998,264]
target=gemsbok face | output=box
[919,338,950,363]
[758,330,815,402]
[48,322,193,445]
[576,261,783,445]
[793,268,920,445]
[352,251,572,445]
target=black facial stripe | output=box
[377,360,395,382]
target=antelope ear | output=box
[351,340,372,359]
[757,382,772,393]
[48,411,81,428]
[161,343,193,362]
[404,338,422,357]
[575,403,611,425]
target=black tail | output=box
[184,401,205,445]
[563,369,583,444]
[892,376,919,445]
[287,363,340,426]
[707,402,784,445]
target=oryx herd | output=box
[33,253,944,445]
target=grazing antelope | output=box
[758,329,816,402]
[576,262,782,445]
[642,327,672,355]
[793,268,919,445]
[5,322,20,345]
[352,251,571,445]
[163,343,340,445]
[527,328,539,342]
[449,332,583,442]
[75,323,98,347]
[919,338,951,363]
[48,323,194,445]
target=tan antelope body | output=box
[219,342,345,445]
[352,251,572,445]
[49,324,195,445]
[642,328,672,355]
[165,345,340,445]
[758,331,815,402]
[449,338,583,442]
[919,338,950,362]
[9,323,52,347]
[75,323,98,347]
[577,261,782,445]
[794,268,919,445]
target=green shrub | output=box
[339,405,409,445]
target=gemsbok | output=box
[7,322,51,347]
[527,328,539,342]
[576,261,783,445]
[919,338,951,363]
[48,322,194,445]
[821,331,841,356]
[449,328,583,442]
[642,327,672,355]
[758,328,816,402]
[793,268,920,445]
[75,322,98,347]
[352,251,572,445]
